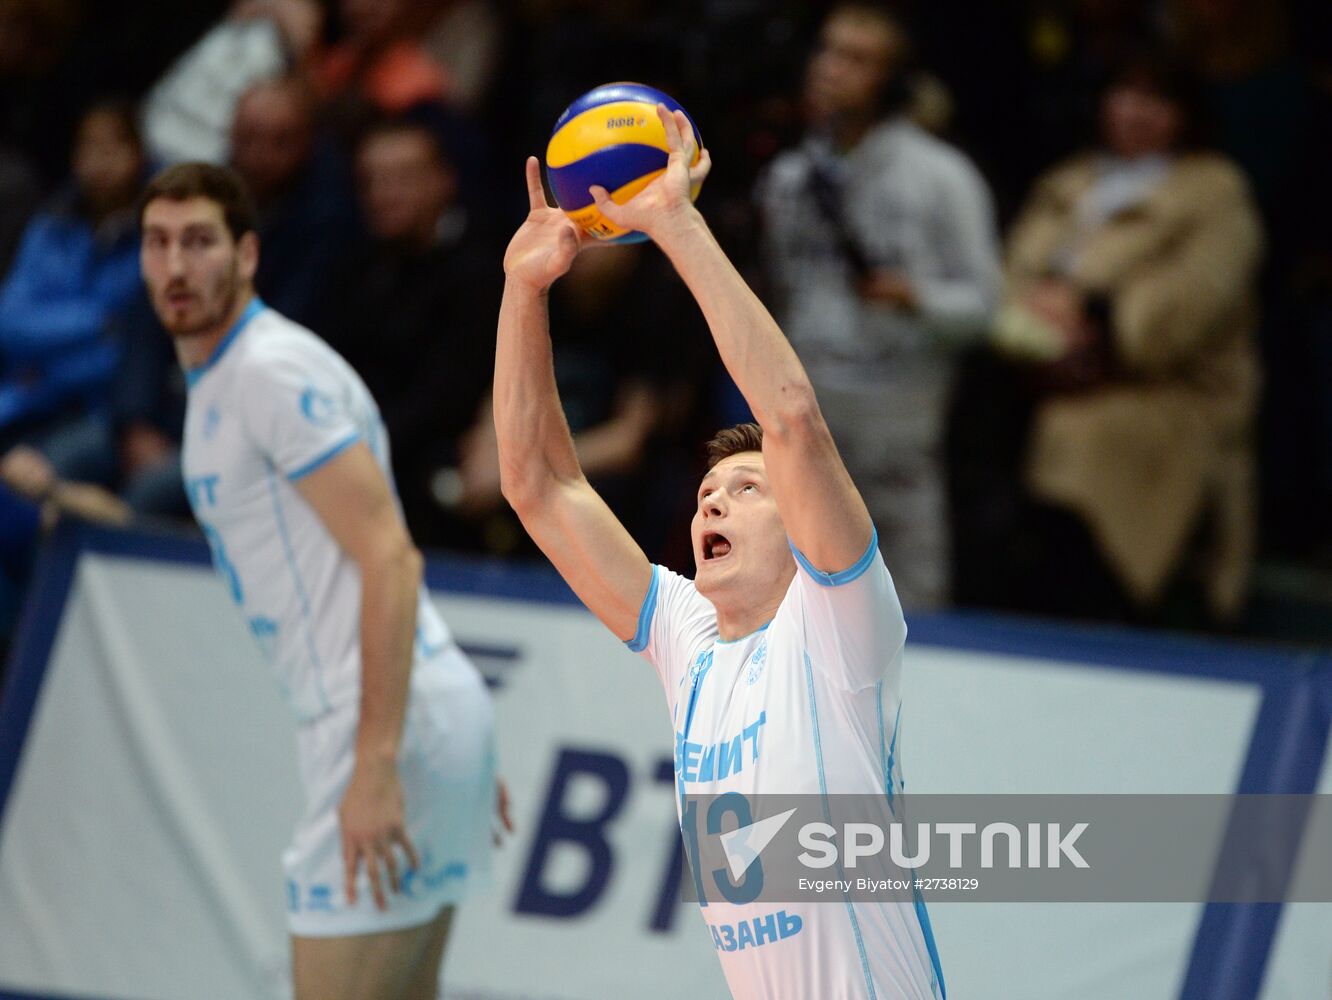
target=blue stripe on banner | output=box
[1179,664,1331,1000]
[547,143,669,211]
[905,610,1303,684]
[804,651,879,1000]
[0,522,83,833]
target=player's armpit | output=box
[760,393,874,579]
[508,474,652,644]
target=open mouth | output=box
[703,532,732,561]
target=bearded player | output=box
[139,162,502,1000]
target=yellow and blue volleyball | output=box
[545,82,702,244]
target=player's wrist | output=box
[352,741,400,773]
[648,204,707,249]
[504,263,558,296]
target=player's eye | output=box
[741,483,758,493]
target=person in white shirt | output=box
[138,162,504,1000]
[758,4,1001,610]
[494,106,944,999]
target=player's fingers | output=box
[396,828,421,874]
[524,156,547,212]
[382,842,400,895]
[675,110,697,161]
[342,839,359,905]
[499,782,515,833]
[689,148,712,187]
[657,103,682,154]
[588,185,623,224]
[366,847,387,910]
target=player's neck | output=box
[713,589,785,643]
[174,290,257,372]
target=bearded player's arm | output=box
[493,156,652,642]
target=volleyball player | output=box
[139,162,502,1000]
[494,105,944,998]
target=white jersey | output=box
[181,298,453,723]
[631,534,944,1000]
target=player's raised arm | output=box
[493,157,652,641]
[590,106,872,574]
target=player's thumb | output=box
[588,185,621,222]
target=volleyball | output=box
[545,82,703,244]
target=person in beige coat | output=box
[999,52,1263,624]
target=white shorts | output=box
[283,644,496,937]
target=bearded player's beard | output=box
[158,260,241,338]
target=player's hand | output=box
[589,104,711,238]
[338,757,419,911]
[503,157,597,294]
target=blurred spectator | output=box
[2,74,356,526]
[419,0,504,114]
[317,0,448,118]
[0,100,145,454]
[229,74,358,326]
[1167,0,1332,559]
[140,0,322,165]
[995,52,1263,625]
[757,3,1001,609]
[319,118,500,545]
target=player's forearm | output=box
[652,210,818,433]
[494,279,584,508]
[352,542,423,766]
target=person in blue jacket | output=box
[0,99,146,452]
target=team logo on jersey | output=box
[299,385,338,426]
[202,404,221,440]
[747,642,768,685]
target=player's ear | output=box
[236,230,260,283]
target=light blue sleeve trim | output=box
[789,526,879,587]
[625,564,661,653]
[286,431,362,481]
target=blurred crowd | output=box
[0,0,1329,648]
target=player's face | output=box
[141,197,257,338]
[691,452,794,602]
